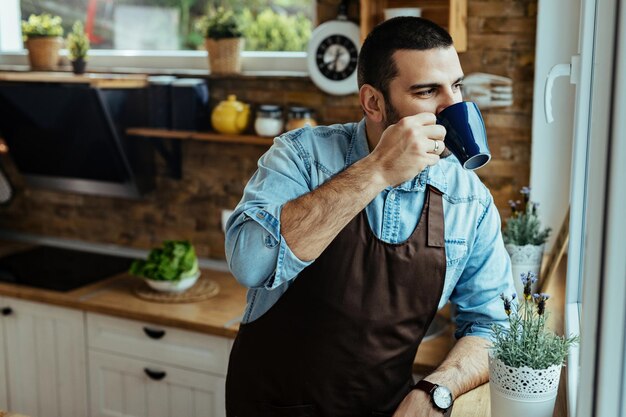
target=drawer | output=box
[87,313,230,375]
[89,349,225,417]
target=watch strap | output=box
[412,379,437,395]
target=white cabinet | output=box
[87,313,228,417]
[0,296,8,410]
[0,297,88,417]
[89,350,224,417]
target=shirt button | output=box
[389,192,395,201]
[256,212,265,219]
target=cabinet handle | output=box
[1,307,12,316]
[143,327,166,339]
[144,368,166,381]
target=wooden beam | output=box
[448,0,468,52]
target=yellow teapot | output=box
[211,95,250,134]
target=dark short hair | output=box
[357,17,453,99]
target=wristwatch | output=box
[412,379,454,415]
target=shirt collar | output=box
[348,118,448,194]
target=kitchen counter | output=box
[0,240,568,416]
[0,240,454,368]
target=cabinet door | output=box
[3,297,88,417]
[0,296,7,410]
[89,350,225,417]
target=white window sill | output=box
[0,50,309,77]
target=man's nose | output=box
[436,89,461,114]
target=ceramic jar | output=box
[286,106,317,131]
[254,105,283,137]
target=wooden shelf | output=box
[0,71,148,89]
[359,0,468,52]
[126,128,274,147]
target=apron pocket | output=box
[266,404,317,417]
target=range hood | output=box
[0,82,155,199]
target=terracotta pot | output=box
[25,36,63,71]
[204,37,244,74]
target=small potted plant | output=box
[503,186,551,295]
[489,273,578,417]
[21,13,64,71]
[129,240,200,293]
[66,21,90,75]
[197,7,245,74]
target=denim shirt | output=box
[225,119,514,341]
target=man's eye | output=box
[416,89,436,97]
[453,82,464,90]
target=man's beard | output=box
[382,99,452,158]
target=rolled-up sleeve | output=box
[450,195,515,341]
[225,132,315,290]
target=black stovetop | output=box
[0,245,135,292]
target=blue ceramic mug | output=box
[436,101,491,170]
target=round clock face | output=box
[315,35,358,81]
[433,386,453,409]
[307,19,360,95]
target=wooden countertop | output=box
[0,240,568,416]
[0,241,455,369]
[0,71,148,88]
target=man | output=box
[225,17,514,417]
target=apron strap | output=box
[427,186,445,248]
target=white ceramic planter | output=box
[488,351,561,417]
[505,243,545,296]
[144,271,200,293]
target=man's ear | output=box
[359,84,385,123]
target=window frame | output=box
[0,0,310,74]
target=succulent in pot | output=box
[129,240,200,293]
[66,21,90,74]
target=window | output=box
[0,0,314,71]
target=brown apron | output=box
[226,185,447,417]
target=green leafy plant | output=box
[240,8,311,52]
[21,13,64,39]
[196,7,244,40]
[129,240,199,282]
[491,272,579,369]
[193,7,311,51]
[66,21,90,61]
[503,186,551,246]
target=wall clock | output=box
[307,10,360,96]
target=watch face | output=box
[315,35,358,81]
[433,386,453,409]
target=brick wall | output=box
[0,0,536,259]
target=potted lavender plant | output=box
[503,186,551,295]
[489,272,578,417]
